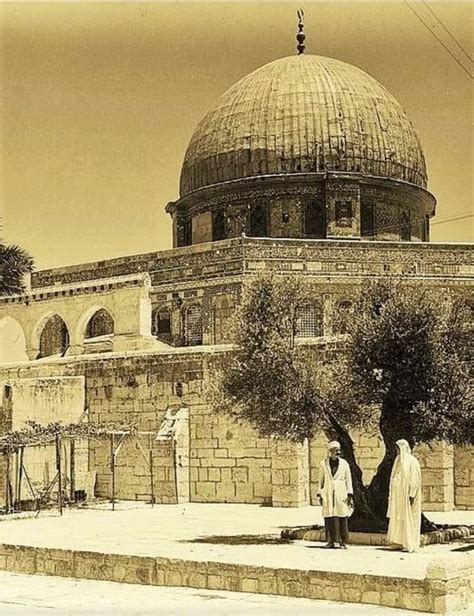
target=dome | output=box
[180,55,427,196]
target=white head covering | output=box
[396,439,412,479]
[327,440,341,451]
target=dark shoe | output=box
[340,543,348,549]
[324,542,336,549]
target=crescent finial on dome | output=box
[296,9,306,55]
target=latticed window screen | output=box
[249,205,268,237]
[334,300,352,334]
[296,303,323,338]
[85,309,114,338]
[213,210,227,241]
[400,210,411,241]
[39,315,69,358]
[213,294,236,343]
[361,203,375,237]
[185,304,203,346]
[152,308,171,336]
[304,201,326,237]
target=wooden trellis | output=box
[0,421,158,515]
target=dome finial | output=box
[296,9,306,55]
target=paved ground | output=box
[3,570,473,616]
[0,503,472,580]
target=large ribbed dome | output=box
[180,55,427,196]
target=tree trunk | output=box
[327,414,387,532]
[366,394,438,534]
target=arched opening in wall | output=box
[249,204,268,237]
[296,302,323,338]
[304,201,326,238]
[212,210,227,241]
[361,203,375,238]
[400,210,411,241]
[334,300,353,334]
[85,309,114,339]
[184,304,203,346]
[213,294,236,344]
[0,316,28,363]
[152,307,172,339]
[38,315,70,358]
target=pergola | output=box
[0,420,158,515]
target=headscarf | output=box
[396,439,412,481]
[327,440,341,451]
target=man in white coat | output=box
[317,441,354,549]
[387,439,422,553]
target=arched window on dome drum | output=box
[249,205,268,237]
[400,210,411,241]
[184,304,203,346]
[213,210,227,241]
[296,302,323,338]
[152,307,171,337]
[304,201,326,238]
[38,315,70,358]
[361,203,375,238]
[423,215,430,242]
[334,300,353,335]
[85,309,114,339]
[213,294,236,344]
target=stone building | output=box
[0,50,472,511]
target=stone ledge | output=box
[281,526,473,546]
[0,542,471,613]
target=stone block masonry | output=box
[0,347,472,510]
[0,542,472,613]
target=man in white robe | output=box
[317,441,354,549]
[387,439,422,553]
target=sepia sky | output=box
[0,2,472,270]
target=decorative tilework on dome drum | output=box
[180,55,427,196]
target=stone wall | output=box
[454,446,474,510]
[190,399,273,504]
[0,349,472,511]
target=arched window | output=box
[296,302,323,338]
[85,309,114,339]
[213,210,227,241]
[304,201,326,237]
[334,300,353,334]
[213,294,236,343]
[249,204,268,237]
[361,203,375,237]
[400,210,411,241]
[184,304,203,346]
[152,307,171,336]
[38,315,69,358]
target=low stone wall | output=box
[0,542,471,613]
[282,526,472,547]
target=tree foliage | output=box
[210,273,373,442]
[348,281,473,447]
[209,273,472,530]
[0,242,34,296]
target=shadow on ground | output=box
[181,534,293,545]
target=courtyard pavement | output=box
[0,502,472,580]
[3,570,472,616]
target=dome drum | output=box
[166,172,435,246]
